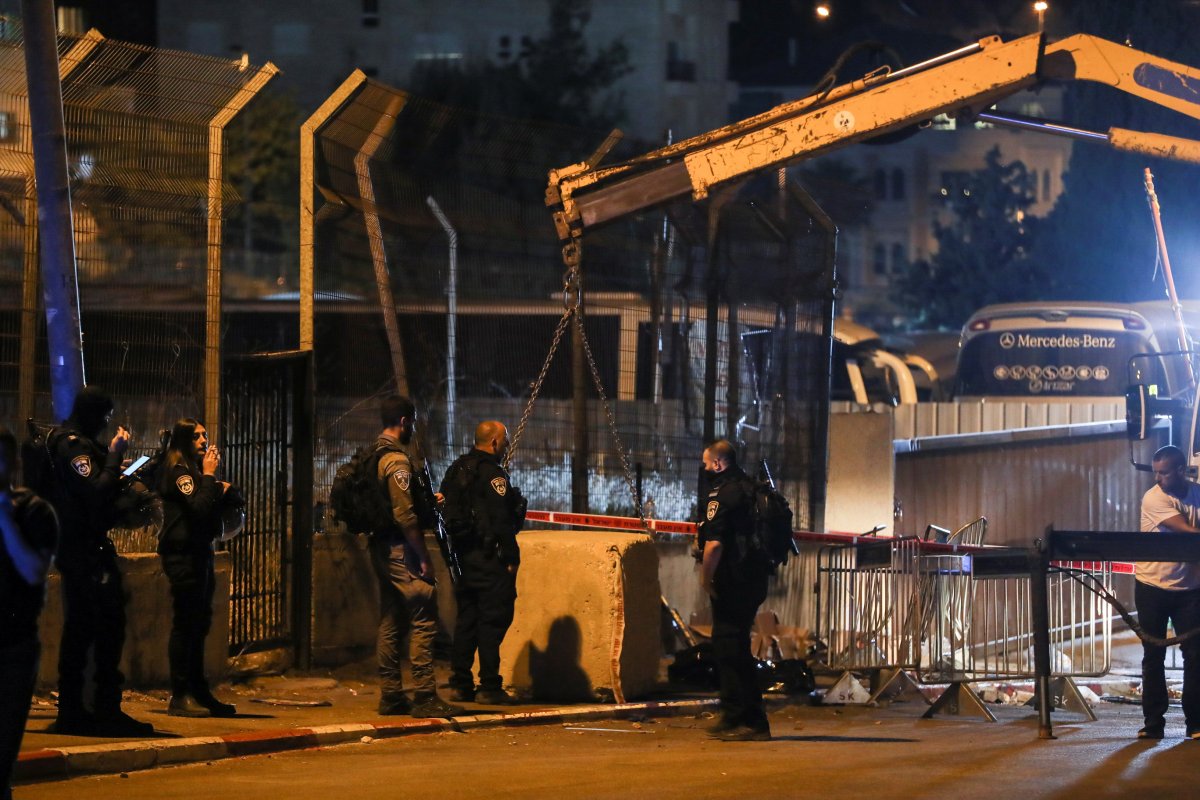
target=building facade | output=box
[157,0,739,142]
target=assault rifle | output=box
[419,462,463,584]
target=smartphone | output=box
[122,455,151,477]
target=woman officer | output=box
[157,418,236,717]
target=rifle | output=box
[419,462,463,584]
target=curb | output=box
[15,698,720,783]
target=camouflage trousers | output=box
[369,533,438,698]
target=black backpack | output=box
[744,477,797,574]
[21,420,61,499]
[329,444,395,534]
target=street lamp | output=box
[815,3,831,21]
[1034,1,1048,33]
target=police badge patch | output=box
[706,500,719,520]
[176,475,195,495]
[70,455,92,477]
[491,477,507,496]
[394,471,410,492]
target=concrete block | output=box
[38,552,231,688]
[500,531,660,703]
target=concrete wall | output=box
[37,552,231,690]
[825,410,896,536]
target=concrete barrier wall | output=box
[500,531,661,702]
[36,552,231,690]
[312,531,662,702]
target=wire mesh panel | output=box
[0,23,276,552]
[222,354,294,654]
[307,77,835,534]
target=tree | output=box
[899,147,1045,329]
[1029,1,1200,303]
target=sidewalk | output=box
[15,661,720,784]
[16,631,1165,786]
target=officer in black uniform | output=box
[157,418,238,719]
[1,423,58,800]
[46,386,153,735]
[441,420,525,705]
[697,438,771,741]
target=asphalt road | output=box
[17,701,1200,800]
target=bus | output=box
[954,301,1174,401]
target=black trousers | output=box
[0,637,39,800]
[162,553,216,696]
[1136,579,1200,731]
[57,550,127,714]
[450,554,517,693]
[711,572,769,730]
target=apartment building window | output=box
[666,41,696,82]
[891,168,906,200]
[362,0,380,28]
[873,168,888,200]
[413,33,463,63]
[873,243,887,275]
[939,170,970,200]
[891,243,907,273]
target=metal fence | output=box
[812,534,1112,715]
[301,72,836,532]
[0,22,277,467]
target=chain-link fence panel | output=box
[307,75,835,531]
[0,22,276,551]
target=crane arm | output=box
[547,32,1200,246]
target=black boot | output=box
[192,685,237,718]
[167,694,211,718]
[91,707,155,736]
[53,698,96,735]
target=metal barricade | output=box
[814,533,1113,719]
[816,537,925,700]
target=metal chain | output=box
[505,262,579,469]
[575,312,651,535]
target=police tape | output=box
[522,510,1136,573]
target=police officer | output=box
[697,439,771,741]
[47,386,153,736]
[442,421,525,705]
[157,418,237,718]
[1,424,58,800]
[371,395,464,718]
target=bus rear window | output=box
[955,328,1158,397]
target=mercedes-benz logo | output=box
[999,332,1016,349]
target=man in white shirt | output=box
[1138,444,1200,740]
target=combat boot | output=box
[474,688,517,705]
[91,707,155,736]
[193,685,238,718]
[410,693,465,718]
[167,694,211,718]
[378,693,412,715]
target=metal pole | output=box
[1030,540,1055,739]
[703,204,722,444]
[22,0,84,421]
[426,196,458,456]
[299,70,367,352]
[206,62,278,440]
[355,94,409,396]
